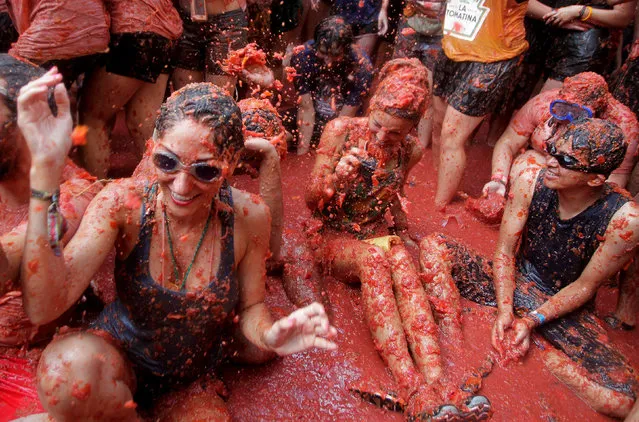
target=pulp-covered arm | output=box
[305,117,350,210]
[544,1,636,28]
[244,137,283,260]
[483,96,545,196]
[235,193,336,355]
[18,69,121,325]
[490,167,538,351]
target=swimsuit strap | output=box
[137,183,159,264]
[215,181,235,281]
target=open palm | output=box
[17,68,72,171]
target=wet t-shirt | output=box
[442,0,528,62]
[332,0,381,26]
[105,0,183,40]
[291,41,373,121]
[7,0,110,62]
[511,90,639,176]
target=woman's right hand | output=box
[17,67,72,175]
[482,181,507,197]
[491,309,514,353]
[335,147,364,181]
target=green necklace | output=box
[163,206,213,290]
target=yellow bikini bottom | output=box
[362,235,402,252]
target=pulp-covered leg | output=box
[418,234,463,340]
[388,244,442,384]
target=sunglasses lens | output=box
[194,165,220,182]
[153,153,178,172]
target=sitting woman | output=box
[297,58,489,418]
[0,56,101,347]
[482,72,638,199]
[18,79,336,420]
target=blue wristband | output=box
[529,310,546,326]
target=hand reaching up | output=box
[17,67,72,176]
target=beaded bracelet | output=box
[31,188,67,256]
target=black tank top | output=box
[93,183,238,381]
[518,170,630,295]
[318,121,413,237]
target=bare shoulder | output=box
[85,177,147,222]
[609,199,639,233]
[231,187,270,228]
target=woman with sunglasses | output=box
[421,118,639,418]
[18,78,336,420]
[482,72,638,199]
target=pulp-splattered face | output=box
[153,119,238,219]
[543,135,599,189]
[316,43,346,68]
[368,110,415,146]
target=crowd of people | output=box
[1,0,639,420]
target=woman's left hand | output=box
[264,302,337,355]
[378,9,389,36]
[543,6,582,26]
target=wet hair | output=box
[238,98,285,139]
[559,72,609,116]
[0,54,45,119]
[563,117,626,176]
[369,58,430,121]
[155,83,243,155]
[0,55,46,178]
[313,16,353,55]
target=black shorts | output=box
[104,32,175,83]
[270,0,303,34]
[393,17,442,71]
[433,52,521,117]
[544,27,613,81]
[0,12,18,54]
[41,54,103,88]
[524,21,614,82]
[174,8,248,75]
[436,234,638,399]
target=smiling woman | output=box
[17,80,336,420]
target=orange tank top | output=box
[442,0,528,63]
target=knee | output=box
[359,245,391,280]
[37,333,129,418]
[419,233,448,256]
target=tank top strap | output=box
[216,182,235,280]
[137,183,159,264]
